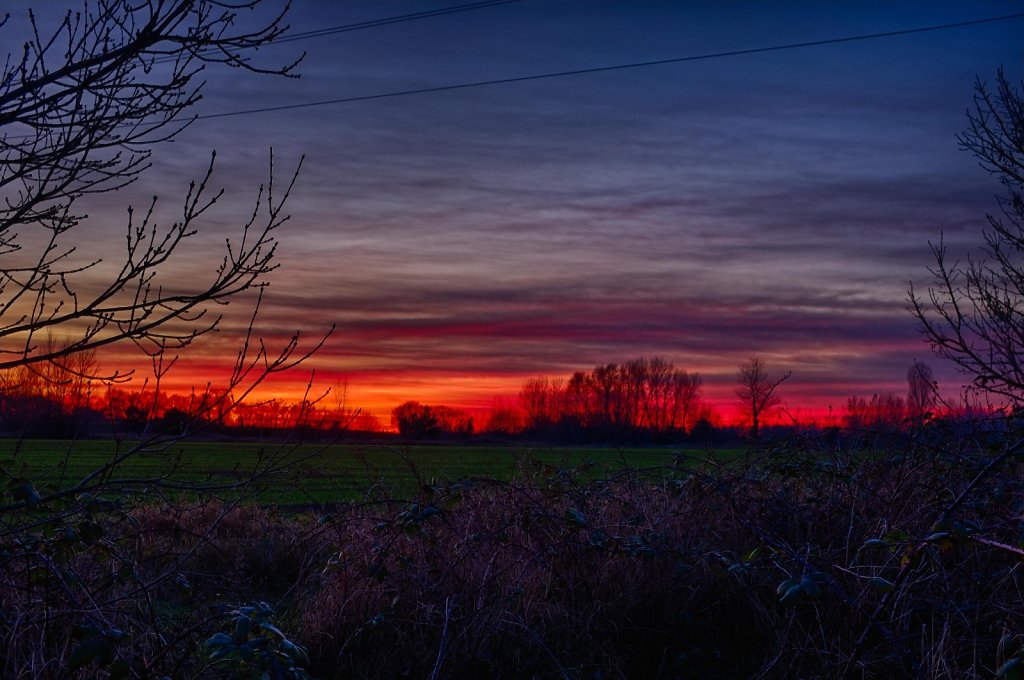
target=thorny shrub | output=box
[293,437,1023,679]
[1,423,1023,678]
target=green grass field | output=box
[0,438,735,505]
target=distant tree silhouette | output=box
[484,399,525,436]
[906,360,938,418]
[846,393,906,431]
[433,405,474,436]
[688,415,721,445]
[0,3,327,676]
[0,336,103,434]
[0,0,306,380]
[515,357,705,442]
[735,356,790,440]
[669,368,704,432]
[520,376,559,431]
[392,401,473,439]
[911,69,1024,403]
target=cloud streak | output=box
[26,1,1022,418]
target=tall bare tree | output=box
[910,69,1024,404]
[735,355,790,440]
[906,359,937,418]
[0,3,329,676]
[0,0,304,376]
[670,368,703,432]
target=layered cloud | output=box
[21,1,1022,419]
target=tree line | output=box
[388,355,944,443]
[0,346,944,442]
[512,356,708,442]
[390,357,707,443]
[0,349,384,437]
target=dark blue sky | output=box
[10,1,1024,415]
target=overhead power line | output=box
[3,2,530,141]
[198,12,1024,121]
[153,0,527,64]
[268,0,528,44]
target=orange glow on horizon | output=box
[91,335,957,433]
[93,352,862,430]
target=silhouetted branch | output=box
[911,69,1024,403]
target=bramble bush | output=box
[2,420,1022,677]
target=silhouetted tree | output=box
[906,360,938,418]
[520,376,557,431]
[392,401,439,438]
[0,0,304,378]
[670,369,704,433]
[846,393,906,431]
[563,371,591,426]
[619,359,647,429]
[392,401,473,438]
[0,3,327,676]
[0,336,100,416]
[515,357,704,442]
[347,412,385,433]
[591,363,621,430]
[689,415,720,445]
[911,69,1024,403]
[735,356,790,440]
[484,399,525,436]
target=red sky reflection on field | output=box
[14,2,1024,424]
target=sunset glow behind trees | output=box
[2,2,1020,429]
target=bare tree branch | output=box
[910,69,1024,404]
[736,355,790,440]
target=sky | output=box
[7,1,1024,422]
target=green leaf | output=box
[776,578,799,597]
[951,521,976,542]
[9,481,41,507]
[997,658,1023,679]
[861,539,887,549]
[259,622,285,639]
[867,577,894,592]
[233,616,252,643]
[280,639,309,661]
[779,584,803,605]
[206,632,233,648]
[565,507,586,527]
[413,505,441,523]
[799,575,822,598]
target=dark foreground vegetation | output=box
[3,422,1022,678]
[0,0,1021,674]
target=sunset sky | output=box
[11,1,1024,422]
